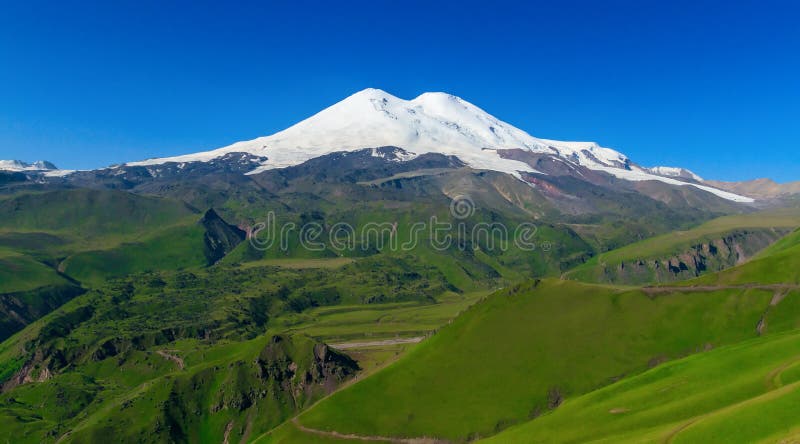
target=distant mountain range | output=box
[706,178,800,199]
[2,88,798,202]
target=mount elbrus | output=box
[2,88,779,204]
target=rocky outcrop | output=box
[155,334,358,443]
[600,228,790,285]
[199,208,246,264]
[38,333,361,442]
[1,348,55,392]
[258,335,359,403]
[0,284,86,342]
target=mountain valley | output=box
[1,89,799,443]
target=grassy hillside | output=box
[0,180,795,443]
[484,327,800,443]
[275,290,488,343]
[60,224,209,285]
[0,251,85,341]
[0,253,485,443]
[0,188,203,284]
[293,279,789,441]
[0,190,249,341]
[0,189,197,239]
[598,209,800,263]
[566,209,800,284]
[0,332,358,444]
[284,223,800,442]
[0,252,70,293]
[224,197,595,291]
[254,420,363,443]
[0,284,85,343]
[0,189,205,289]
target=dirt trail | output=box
[291,419,446,443]
[329,337,424,350]
[642,284,800,295]
[156,350,185,370]
[766,356,800,390]
[662,376,800,443]
[663,417,703,444]
[56,380,157,443]
[771,289,790,306]
[757,288,793,336]
[222,420,234,444]
[239,412,255,444]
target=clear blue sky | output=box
[1,0,798,181]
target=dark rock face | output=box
[0,171,29,186]
[36,147,464,194]
[310,342,360,394]
[258,335,359,397]
[54,152,269,189]
[0,284,86,343]
[251,146,465,188]
[1,304,96,392]
[199,208,246,264]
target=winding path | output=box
[291,418,447,443]
[642,284,800,295]
[155,350,185,370]
[329,337,424,350]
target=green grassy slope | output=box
[755,226,800,257]
[484,326,800,444]
[594,210,800,264]
[0,184,794,443]
[0,253,481,443]
[59,334,357,444]
[222,197,595,292]
[0,190,250,341]
[0,253,70,293]
[60,224,209,285]
[0,332,357,444]
[0,251,85,341]
[254,420,363,443]
[0,192,220,344]
[275,290,489,343]
[0,188,197,240]
[294,280,787,441]
[287,223,800,442]
[0,284,85,343]
[0,188,203,283]
[0,188,203,289]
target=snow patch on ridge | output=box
[370,147,418,162]
[648,166,704,182]
[0,160,58,171]
[42,169,76,177]
[593,165,751,202]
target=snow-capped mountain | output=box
[129,88,630,176]
[0,160,58,171]
[647,166,704,182]
[121,88,750,203]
